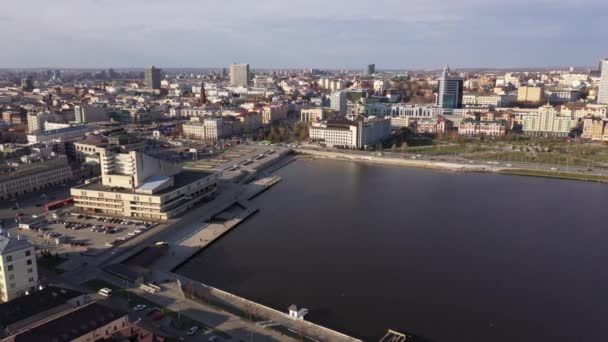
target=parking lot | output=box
[18,213,154,255]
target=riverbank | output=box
[296,148,608,184]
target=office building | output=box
[0,237,38,302]
[230,63,250,87]
[0,157,73,200]
[182,118,230,140]
[437,65,464,109]
[309,117,390,149]
[330,91,347,115]
[71,149,218,220]
[517,86,545,103]
[144,66,162,90]
[26,125,91,144]
[74,104,108,123]
[301,108,332,123]
[367,64,376,75]
[598,59,608,105]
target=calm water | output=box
[176,159,608,342]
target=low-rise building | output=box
[416,116,454,134]
[458,118,508,136]
[0,237,38,303]
[26,125,91,144]
[0,157,72,200]
[5,301,129,342]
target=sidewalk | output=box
[130,280,297,342]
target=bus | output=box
[44,197,74,211]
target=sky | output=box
[1,0,607,69]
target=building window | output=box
[9,274,14,280]
[6,256,12,262]
[27,268,33,273]
[26,259,32,265]
[25,250,31,257]
[7,265,13,271]
[10,283,15,289]
[29,277,34,283]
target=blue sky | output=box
[1,0,607,69]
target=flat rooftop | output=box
[77,170,214,196]
[0,157,70,182]
[0,286,84,330]
[13,301,127,342]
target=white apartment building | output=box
[517,105,577,136]
[0,157,72,200]
[230,63,250,87]
[598,59,608,105]
[0,237,38,302]
[169,107,221,118]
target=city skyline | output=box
[1,0,607,69]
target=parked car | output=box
[133,304,147,311]
[186,326,199,336]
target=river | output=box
[176,159,608,341]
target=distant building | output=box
[367,64,376,75]
[27,112,56,133]
[74,104,108,123]
[230,63,250,87]
[416,116,454,134]
[517,86,544,103]
[330,91,347,115]
[26,125,91,144]
[2,108,27,125]
[598,58,608,105]
[144,66,162,90]
[517,104,577,137]
[182,118,229,140]
[463,94,517,107]
[458,118,508,136]
[546,89,582,105]
[0,237,38,302]
[582,117,608,141]
[0,157,72,200]
[262,104,288,125]
[437,65,464,109]
[300,108,332,123]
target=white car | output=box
[186,326,199,336]
[133,304,147,311]
[98,288,113,297]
